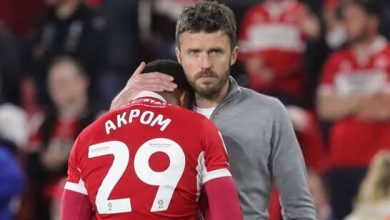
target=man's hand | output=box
[110,62,177,110]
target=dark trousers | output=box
[325,167,367,220]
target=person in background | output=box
[239,0,320,106]
[23,56,98,220]
[317,0,390,219]
[345,151,390,220]
[26,0,106,106]
[0,76,28,220]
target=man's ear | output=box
[176,47,182,64]
[230,46,239,66]
[179,90,192,109]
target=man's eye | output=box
[189,50,199,55]
[210,50,222,55]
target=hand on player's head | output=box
[110,62,177,110]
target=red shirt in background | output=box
[319,37,390,167]
[239,0,307,100]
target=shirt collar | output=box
[132,91,167,102]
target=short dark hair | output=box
[143,60,193,94]
[48,56,88,77]
[175,1,237,49]
[347,0,381,16]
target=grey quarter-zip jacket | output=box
[202,77,317,220]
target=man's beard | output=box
[347,28,370,45]
[191,68,230,100]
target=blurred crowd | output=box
[0,0,389,220]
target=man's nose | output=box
[200,53,212,69]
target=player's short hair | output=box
[346,0,381,16]
[175,1,237,49]
[143,60,193,95]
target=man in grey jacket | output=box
[111,1,316,219]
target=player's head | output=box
[47,56,89,109]
[142,60,194,108]
[175,1,237,50]
[342,0,381,44]
[175,1,239,102]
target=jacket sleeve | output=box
[270,100,317,220]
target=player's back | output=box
[71,96,225,220]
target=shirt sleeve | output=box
[270,100,317,219]
[320,53,341,85]
[199,118,231,184]
[64,137,88,195]
[199,176,243,220]
[318,53,342,96]
[61,189,94,220]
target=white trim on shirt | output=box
[133,91,166,102]
[64,179,88,195]
[203,168,232,184]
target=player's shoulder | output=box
[77,108,119,139]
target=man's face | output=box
[175,31,238,100]
[48,62,88,108]
[343,4,369,44]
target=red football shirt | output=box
[239,0,307,99]
[319,37,390,167]
[64,94,231,220]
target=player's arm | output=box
[61,189,94,220]
[199,176,242,220]
[61,136,95,220]
[316,54,368,121]
[199,119,242,220]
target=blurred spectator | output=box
[26,0,107,106]
[239,0,320,106]
[99,0,140,108]
[323,0,390,50]
[345,151,390,220]
[0,22,23,105]
[22,57,97,220]
[317,0,390,219]
[0,79,28,220]
[139,0,197,60]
